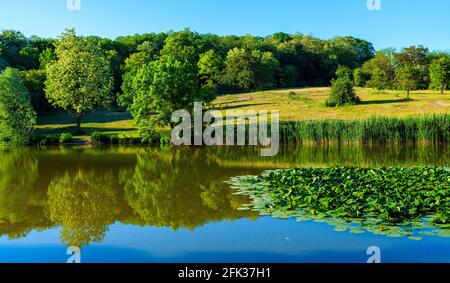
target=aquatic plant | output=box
[229,167,450,239]
[278,114,450,144]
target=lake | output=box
[0,145,449,263]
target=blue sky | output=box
[1,0,449,51]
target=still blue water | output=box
[0,145,448,263]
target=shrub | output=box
[91,132,119,144]
[30,134,60,146]
[59,133,73,144]
[326,77,360,107]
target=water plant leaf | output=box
[229,167,450,240]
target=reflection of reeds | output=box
[279,114,450,144]
[212,144,450,168]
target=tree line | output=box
[0,28,449,144]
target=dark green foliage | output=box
[230,167,450,238]
[91,132,119,145]
[59,133,73,144]
[30,134,60,146]
[326,77,360,107]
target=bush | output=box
[30,134,60,146]
[91,132,119,144]
[59,133,73,144]
[326,77,360,107]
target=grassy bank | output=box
[32,88,450,145]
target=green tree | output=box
[397,46,429,89]
[335,65,353,80]
[38,48,57,69]
[367,68,388,92]
[198,49,223,87]
[252,49,280,90]
[118,41,161,108]
[198,50,223,104]
[223,48,279,91]
[0,68,36,145]
[45,29,113,131]
[18,46,40,70]
[279,65,299,87]
[429,56,450,94]
[222,48,254,90]
[395,65,420,98]
[21,69,51,113]
[353,68,370,87]
[129,54,201,139]
[326,66,359,107]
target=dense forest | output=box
[0,28,449,144]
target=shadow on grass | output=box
[360,98,414,105]
[218,103,272,110]
[38,111,133,126]
[35,126,136,136]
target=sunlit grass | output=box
[214,87,450,121]
[35,110,138,139]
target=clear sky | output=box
[1,0,449,51]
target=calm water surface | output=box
[0,145,449,263]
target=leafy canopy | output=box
[45,29,113,129]
[0,68,36,145]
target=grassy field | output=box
[35,87,450,139]
[35,110,138,139]
[214,87,450,121]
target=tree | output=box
[0,56,8,72]
[326,66,359,107]
[222,48,279,91]
[129,54,201,139]
[335,65,353,80]
[222,48,254,90]
[395,66,420,98]
[367,68,388,92]
[361,50,396,88]
[21,69,51,113]
[39,47,57,69]
[0,68,36,145]
[198,49,223,87]
[279,65,299,87]
[18,46,40,70]
[45,30,113,131]
[118,41,161,108]
[198,50,223,104]
[429,57,450,94]
[353,68,370,87]
[252,49,280,90]
[397,45,429,89]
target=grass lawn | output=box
[35,110,138,139]
[35,87,450,139]
[214,87,450,121]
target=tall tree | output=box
[0,68,36,145]
[395,65,420,98]
[45,29,113,131]
[429,56,450,94]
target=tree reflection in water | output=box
[0,147,257,248]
